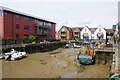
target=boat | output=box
[3,49,26,61]
[110,73,120,80]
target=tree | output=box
[22,35,36,41]
[23,36,29,40]
[112,35,119,40]
[28,35,36,41]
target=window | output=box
[108,32,111,34]
[62,28,65,31]
[83,33,89,36]
[16,24,20,29]
[43,22,46,25]
[24,25,30,30]
[34,19,37,24]
[16,15,20,19]
[99,28,101,31]
[5,12,8,15]
[85,28,87,32]
[16,34,19,39]
[92,32,94,34]
[75,32,79,35]
[24,17,30,21]
[0,10,2,16]
[48,23,51,26]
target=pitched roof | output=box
[58,26,72,32]
[79,27,84,30]
[105,29,115,33]
[71,27,84,31]
[66,26,73,32]
[89,28,97,32]
[0,6,56,24]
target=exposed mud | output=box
[1,48,110,78]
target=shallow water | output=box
[61,65,85,78]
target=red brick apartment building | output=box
[0,6,56,40]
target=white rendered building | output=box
[81,26,92,40]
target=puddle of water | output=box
[61,65,85,78]
[61,72,77,78]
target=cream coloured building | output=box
[80,26,92,40]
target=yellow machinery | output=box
[77,43,95,64]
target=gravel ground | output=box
[1,48,110,78]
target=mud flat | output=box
[2,48,110,78]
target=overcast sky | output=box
[1,0,119,31]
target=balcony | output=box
[36,30,48,35]
[61,36,67,40]
[44,24,50,29]
[74,34,79,37]
[35,21,50,29]
[61,34,66,36]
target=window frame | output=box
[99,28,101,31]
[24,25,30,30]
[16,14,20,19]
[0,10,2,16]
[5,12,8,15]
[16,24,20,29]
[24,17,30,21]
[16,34,19,39]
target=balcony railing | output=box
[36,30,48,35]
[35,21,50,29]
[44,25,50,29]
[61,34,66,36]
[74,34,79,36]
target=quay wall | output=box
[2,42,67,53]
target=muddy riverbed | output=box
[1,48,110,78]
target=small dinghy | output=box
[4,49,26,61]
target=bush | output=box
[28,35,36,41]
[22,35,36,41]
[23,36,29,40]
